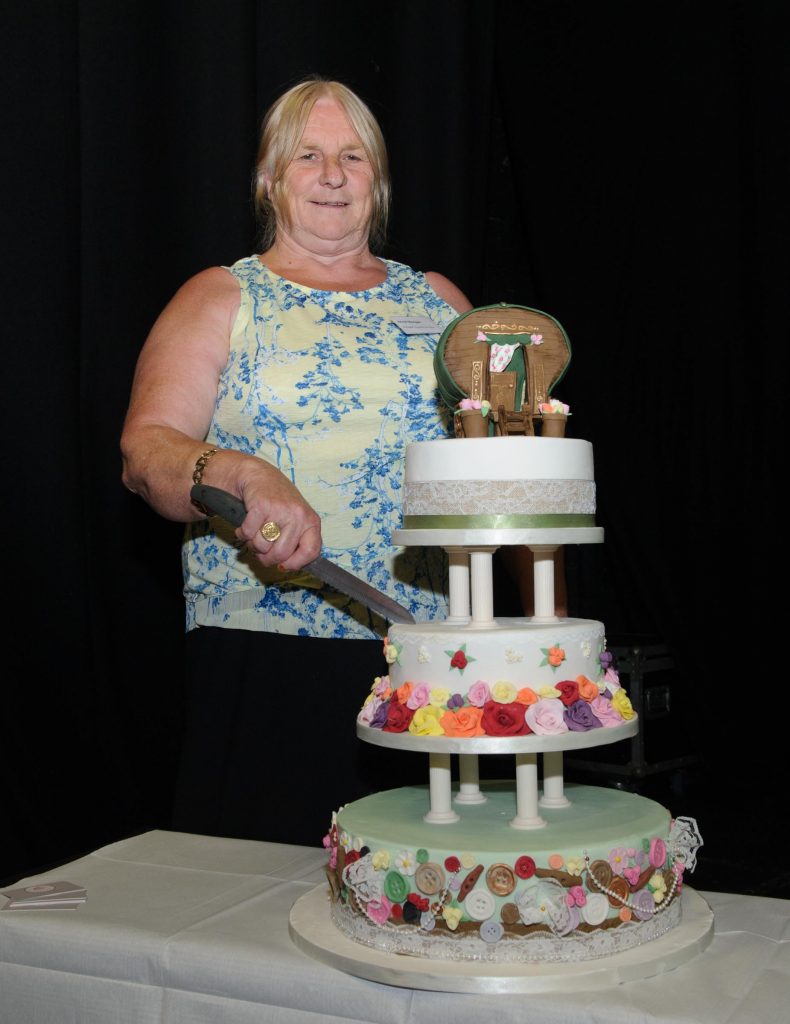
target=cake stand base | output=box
[289,885,714,994]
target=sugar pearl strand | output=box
[583,853,680,917]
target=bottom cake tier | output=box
[324,782,703,964]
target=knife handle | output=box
[190,485,247,527]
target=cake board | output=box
[289,885,714,994]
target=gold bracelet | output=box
[191,447,219,514]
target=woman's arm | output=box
[120,267,321,570]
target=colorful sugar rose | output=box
[515,686,539,706]
[406,683,430,709]
[383,702,415,732]
[555,680,580,706]
[611,689,635,720]
[491,680,517,704]
[525,697,569,735]
[369,700,390,729]
[589,694,624,727]
[575,675,600,702]
[481,700,531,736]
[447,646,473,671]
[467,680,491,707]
[439,705,485,737]
[564,699,603,731]
[373,675,391,698]
[394,681,413,704]
[539,398,570,415]
[408,705,445,736]
[457,397,491,416]
[541,644,566,669]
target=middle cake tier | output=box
[357,618,637,752]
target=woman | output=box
[121,77,472,844]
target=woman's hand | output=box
[211,450,322,570]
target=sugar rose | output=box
[526,697,569,735]
[555,680,580,707]
[564,699,603,732]
[481,700,531,736]
[515,687,539,706]
[384,701,415,733]
[491,680,517,704]
[467,680,491,707]
[395,681,413,704]
[575,675,600,702]
[611,688,635,720]
[409,705,445,736]
[439,706,485,737]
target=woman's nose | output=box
[320,156,345,187]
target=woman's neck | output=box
[259,234,386,291]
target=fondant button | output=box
[479,919,504,943]
[586,859,613,893]
[486,863,516,896]
[384,870,409,903]
[465,887,496,921]
[514,855,536,879]
[581,892,609,926]
[458,863,483,901]
[607,875,630,908]
[500,901,520,925]
[415,862,445,896]
[420,911,436,931]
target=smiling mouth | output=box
[310,200,349,206]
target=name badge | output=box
[390,315,444,335]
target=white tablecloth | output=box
[0,829,788,1024]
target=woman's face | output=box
[276,97,375,253]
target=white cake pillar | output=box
[423,753,460,824]
[469,547,498,625]
[510,753,546,829]
[539,750,571,808]
[455,753,487,805]
[444,547,471,622]
[529,545,560,623]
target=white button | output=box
[581,892,609,926]
[465,887,496,921]
[480,920,504,943]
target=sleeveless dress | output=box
[183,256,459,638]
[172,256,461,843]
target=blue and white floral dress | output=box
[183,256,459,639]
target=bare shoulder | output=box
[163,266,241,330]
[424,271,474,314]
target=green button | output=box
[416,848,429,864]
[384,870,410,903]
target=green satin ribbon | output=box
[402,513,596,529]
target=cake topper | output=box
[434,303,572,438]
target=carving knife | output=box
[190,484,416,624]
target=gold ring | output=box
[260,521,281,542]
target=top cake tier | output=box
[397,437,602,545]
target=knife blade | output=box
[190,484,416,624]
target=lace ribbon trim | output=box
[403,479,596,516]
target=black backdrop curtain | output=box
[2,1,783,888]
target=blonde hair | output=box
[253,77,391,251]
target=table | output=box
[1,830,788,1023]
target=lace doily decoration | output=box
[330,896,682,964]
